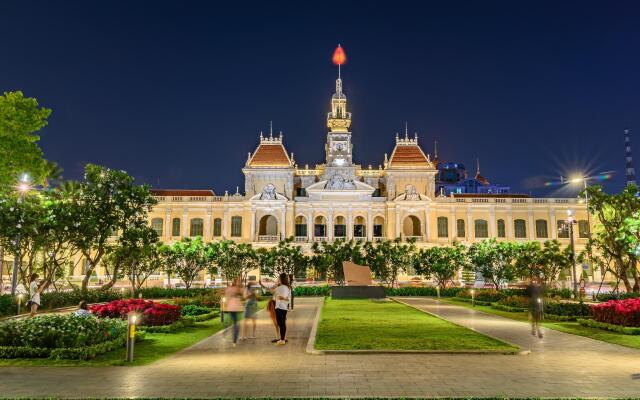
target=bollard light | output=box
[471,289,475,307]
[126,313,138,362]
[16,293,23,315]
[220,296,226,323]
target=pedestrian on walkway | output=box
[242,281,258,339]
[27,273,41,317]
[224,278,244,347]
[526,276,544,339]
[260,279,281,343]
[273,272,291,346]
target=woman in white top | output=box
[273,273,291,345]
[28,273,40,317]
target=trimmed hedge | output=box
[595,292,640,302]
[451,297,492,306]
[385,287,462,297]
[577,318,640,335]
[140,317,196,334]
[293,286,331,297]
[544,301,591,317]
[180,305,212,316]
[491,304,527,313]
[0,289,124,318]
[49,337,125,360]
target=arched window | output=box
[295,216,307,238]
[497,219,506,238]
[437,217,448,238]
[151,218,163,237]
[231,216,242,237]
[535,219,548,238]
[456,219,465,238]
[474,219,488,238]
[557,220,569,238]
[353,216,366,238]
[402,216,421,237]
[314,216,327,238]
[172,218,181,237]
[578,220,590,238]
[334,216,346,238]
[373,216,384,238]
[514,219,527,238]
[190,218,204,237]
[213,218,222,237]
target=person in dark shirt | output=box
[525,277,544,339]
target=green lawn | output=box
[441,298,640,350]
[314,299,517,351]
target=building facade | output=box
[146,67,594,280]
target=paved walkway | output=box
[1,297,639,398]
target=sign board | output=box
[342,261,372,286]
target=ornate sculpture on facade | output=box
[404,184,420,200]
[260,183,277,200]
[326,174,356,190]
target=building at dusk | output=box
[143,48,593,283]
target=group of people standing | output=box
[223,272,291,347]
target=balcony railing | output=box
[153,195,244,203]
[438,197,582,205]
[294,236,308,243]
[258,235,279,242]
[403,235,424,242]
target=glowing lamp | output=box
[332,45,346,65]
[17,183,30,193]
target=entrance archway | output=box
[258,215,278,236]
[402,215,421,237]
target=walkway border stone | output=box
[307,296,522,355]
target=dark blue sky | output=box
[2,1,638,196]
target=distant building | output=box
[436,160,511,196]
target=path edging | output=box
[392,297,530,355]
[305,296,325,354]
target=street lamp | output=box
[562,210,579,298]
[126,313,138,362]
[568,176,591,239]
[10,174,32,296]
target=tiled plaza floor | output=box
[1,297,639,398]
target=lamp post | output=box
[566,210,578,298]
[470,288,475,307]
[10,174,31,296]
[126,313,137,362]
[569,177,591,239]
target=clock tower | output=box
[324,45,357,182]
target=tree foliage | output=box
[311,239,366,285]
[468,239,517,290]
[257,237,308,280]
[363,238,415,287]
[413,243,466,289]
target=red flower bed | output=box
[90,299,182,326]
[591,298,640,327]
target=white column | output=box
[347,210,353,240]
[223,210,229,239]
[250,209,256,241]
[528,210,535,239]
[466,209,473,242]
[280,209,286,240]
[507,210,513,239]
[367,210,373,241]
[424,208,430,242]
[489,208,496,238]
[450,210,456,243]
[550,210,557,239]
[165,211,171,238]
[395,207,401,239]
[307,211,313,241]
[205,212,211,239]
[182,210,188,237]
[328,211,334,241]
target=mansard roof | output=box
[387,134,432,168]
[151,189,216,196]
[246,133,293,168]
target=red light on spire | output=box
[332,45,346,66]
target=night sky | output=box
[1,1,638,196]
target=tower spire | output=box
[476,158,481,176]
[434,140,438,159]
[625,128,637,187]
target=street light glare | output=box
[17,183,30,193]
[569,177,584,183]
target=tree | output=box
[0,91,51,193]
[208,240,260,283]
[363,239,416,287]
[65,164,157,290]
[159,237,209,289]
[513,241,544,280]
[468,239,517,290]
[538,240,571,286]
[258,238,309,280]
[414,243,466,289]
[311,239,366,285]
[584,184,640,292]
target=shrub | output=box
[548,288,573,299]
[578,318,640,335]
[172,291,222,308]
[595,292,640,302]
[180,305,212,316]
[544,301,591,317]
[385,287,462,297]
[90,299,182,326]
[497,295,529,309]
[590,298,640,327]
[293,286,331,297]
[452,297,492,306]
[0,289,124,318]
[136,287,215,299]
[0,315,125,349]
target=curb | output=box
[392,297,530,355]
[305,297,325,355]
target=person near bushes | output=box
[28,273,41,317]
[260,279,281,343]
[242,281,258,339]
[525,276,544,339]
[73,300,92,317]
[273,273,291,346]
[223,278,244,347]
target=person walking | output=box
[28,273,40,317]
[242,281,258,339]
[526,276,544,339]
[273,273,291,346]
[223,278,244,347]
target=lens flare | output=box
[332,45,346,66]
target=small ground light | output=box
[16,293,23,315]
[126,313,138,362]
[470,289,475,307]
[221,297,226,322]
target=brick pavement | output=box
[1,297,639,398]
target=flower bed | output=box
[0,314,130,359]
[590,298,640,327]
[0,289,123,318]
[91,299,181,326]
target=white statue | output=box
[405,184,419,200]
[260,183,277,200]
